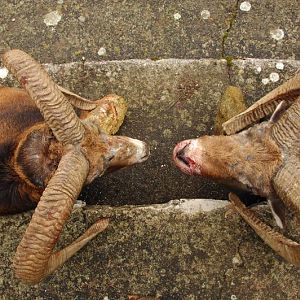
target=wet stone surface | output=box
[1,200,300,299]
[1,58,300,206]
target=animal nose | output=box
[173,140,191,165]
[176,145,190,167]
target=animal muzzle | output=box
[107,136,150,168]
[173,139,198,175]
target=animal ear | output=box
[223,73,300,135]
[2,49,85,145]
[229,193,300,267]
[57,85,98,111]
[13,148,107,284]
[272,157,300,215]
[85,94,128,135]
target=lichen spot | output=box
[255,66,262,74]
[275,62,284,70]
[0,67,8,79]
[269,72,280,83]
[98,47,107,56]
[201,10,210,20]
[173,13,182,20]
[270,28,285,41]
[43,11,62,26]
[240,1,251,12]
[163,128,172,138]
[262,78,270,85]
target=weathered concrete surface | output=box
[0,0,236,63]
[1,1,299,63]
[224,0,300,60]
[1,58,300,205]
[1,200,300,299]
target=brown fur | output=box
[0,87,83,214]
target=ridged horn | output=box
[13,149,106,284]
[229,193,300,267]
[271,97,300,149]
[2,49,85,145]
[273,157,300,214]
[223,73,300,135]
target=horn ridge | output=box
[2,49,85,145]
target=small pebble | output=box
[270,28,285,41]
[97,47,107,56]
[11,18,15,22]
[78,15,86,22]
[73,200,86,209]
[201,10,210,19]
[57,0,63,4]
[0,67,8,79]
[231,295,237,300]
[43,11,62,26]
[275,62,284,70]
[173,12,181,20]
[262,78,270,85]
[269,72,280,82]
[240,1,251,12]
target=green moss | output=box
[225,56,234,67]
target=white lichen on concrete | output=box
[269,72,280,82]
[173,12,182,20]
[43,10,62,26]
[240,1,251,12]
[270,28,285,41]
[262,78,270,85]
[97,47,107,56]
[0,67,8,79]
[276,62,284,70]
[201,10,210,20]
[255,66,262,74]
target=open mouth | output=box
[173,141,196,175]
[176,145,191,167]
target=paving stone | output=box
[1,200,300,299]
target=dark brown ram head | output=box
[173,73,300,267]
[0,49,149,284]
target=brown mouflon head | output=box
[82,130,150,183]
[173,136,233,179]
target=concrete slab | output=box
[1,200,300,299]
[224,0,300,59]
[1,58,300,205]
[0,0,236,63]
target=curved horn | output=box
[2,49,85,145]
[13,149,106,284]
[223,73,300,135]
[271,97,300,149]
[273,157,300,214]
[229,193,300,267]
